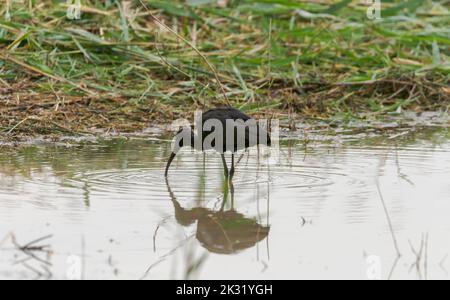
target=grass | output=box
[0,0,449,137]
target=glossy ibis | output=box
[164,107,271,178]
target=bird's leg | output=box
[221,154,229,178]
[230,154,235,179]
[229,179,235,210]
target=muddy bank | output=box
[0,110,448,147]
[1,77,449,142]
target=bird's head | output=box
[165,126,196,177]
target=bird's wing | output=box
[202,107,252,123]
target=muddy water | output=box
[0,128,449,280]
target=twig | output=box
[408,234,426,280]
[137,0,230,106]
[20,234,53,251]
[22,262,43,278]
[41,264,53,280]
[388,256,400,280]
[267,18,273,77]
[0,77,10,87]
[386,85,408,100]
[153,216,171,253]
[153,224,161,253]
[5,233,53,278]
[335,78,416,87]
[153,32,211,94]
[11,234,53,265]
[388,130,410,140]
[140,234,195,280]
[60,4,112,16]
[376,181,401,257]
[13,256,33,266]
[5,116,34,135]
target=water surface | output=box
[0,128,449,280]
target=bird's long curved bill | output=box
[165,152,177,177]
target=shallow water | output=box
[0,128,449,280]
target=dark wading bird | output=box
[165,107,271,178]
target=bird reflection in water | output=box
[166,178,270,255]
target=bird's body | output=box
[165,107,271,178]
[199,107,270,153]
[203,107,251,122]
